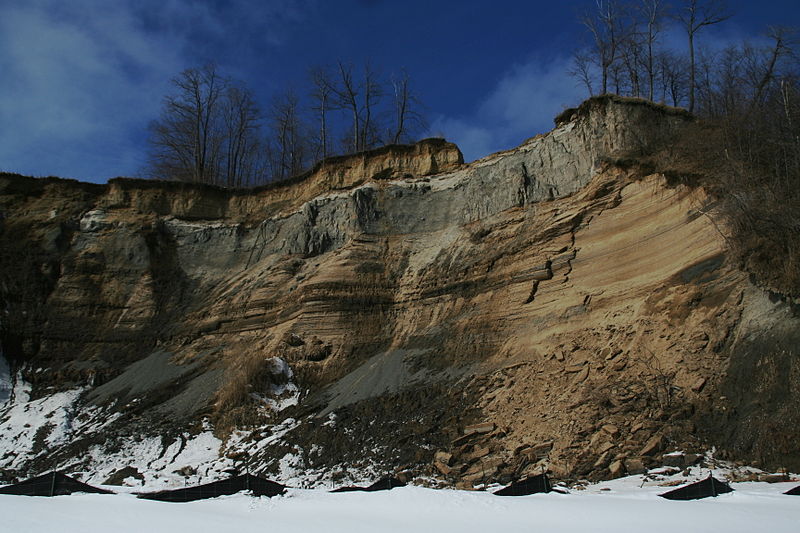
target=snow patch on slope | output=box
[0,379,84,470]
[0,354,11,406]
[266,357,300,411]
[0,370,381,490]
[251,357,300,412]
[78,427,236,488]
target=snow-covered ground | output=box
[2,366,798,532]
[0,359,309,486]
[1,477,798,533]
[77,427,234,488]
[0,371,358,489]
[0,376,85,470]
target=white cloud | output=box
[0,2,178,180]
[0,0,306,181]
[432,21,768,164]
[428,117,495,165]
[429,54,586,162]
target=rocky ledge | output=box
[0,96,797,489]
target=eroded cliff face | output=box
[1,97,797,488]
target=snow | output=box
[260,357,300,411]
[276,450,305,485]
[0,382,798,533]
[2,372,797,533]
[322,412,337,427]
[0,480,798,533]
[0,381,84,470]
[253,417,299,451]
[0,360,306,485]
[0,354,11,406]
[78,429,235,488]
[70,405,121,435]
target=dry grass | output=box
[555,94,694,127]
[212,347,286,432]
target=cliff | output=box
[1,96,797,488]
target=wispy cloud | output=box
[0,0,307,182]
[431,18,774,164]
[429,55,586,162]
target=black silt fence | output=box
[0,472,113,497]
[494,473,552,496]
[331,477,405,493]
[137,474,285,503]
[659,475,733,500]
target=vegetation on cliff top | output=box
[568,1,800,297]
[145,62,428,189]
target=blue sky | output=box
[1,0,798,183]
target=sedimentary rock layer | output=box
[0,96,797,485]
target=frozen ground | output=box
[0,477,798,533]
[0,359,315,487]
[2,368,798,532]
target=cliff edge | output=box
[0,96,797,488]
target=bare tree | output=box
[609,59,627,95]
[268,90,308,180]
[693,46,722,115]
[221,85,261,187]
[330,61,361,153]
[388,70,426,144]
[751,27,795,108]
[619,25,645,97]
[148,60,430,186]
[148,64,225,184]
[705,46,741,117]
[692,28,797,117]
[580,0,627,94]
[675,0,731,113]
[360,62,383,150]
[571,50,597,96]
[640,0,664,101]
[147,64,268,186]
[656,51,689,106]
[325,61,387,153]
[310,65,333,161]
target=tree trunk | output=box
[688,31,696,113]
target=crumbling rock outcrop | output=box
[1,96,797,486]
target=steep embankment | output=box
[0,96,797,488]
